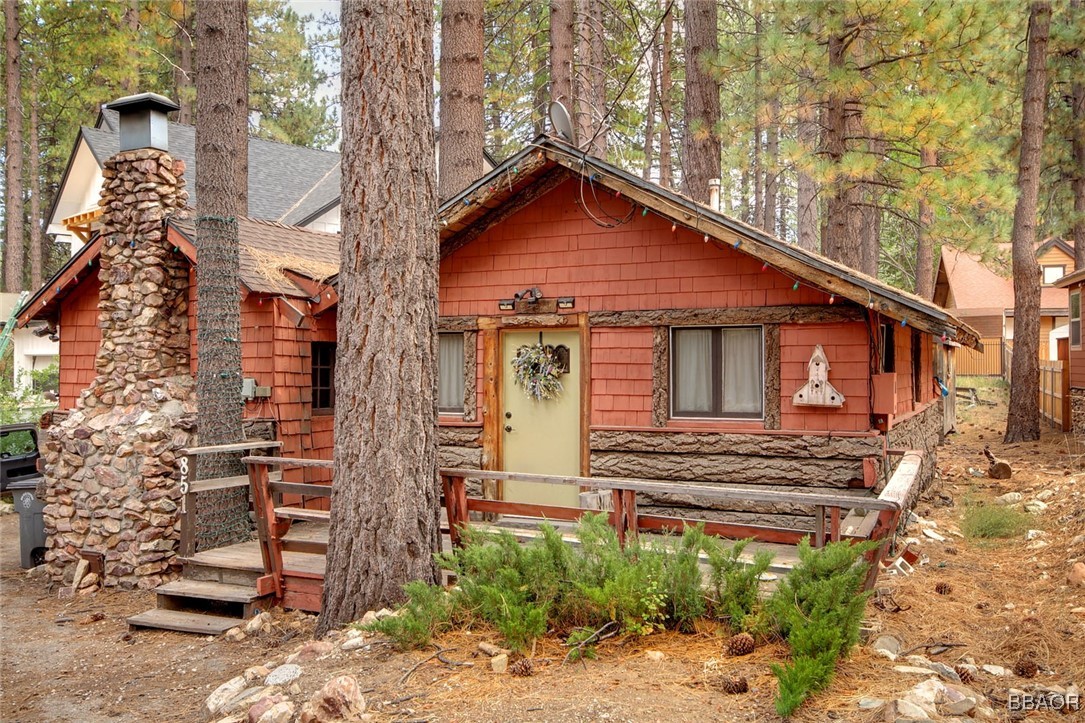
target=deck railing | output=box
[241,451,924,611]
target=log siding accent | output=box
[652,327,669,427]
[587,304,863,328]
[764,324,781,429]
[463,330,478,421]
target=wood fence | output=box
[956,337,1004,377]
[1039,359,1070,431]
[240,452,925,613]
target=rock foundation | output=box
[40,147,195,590]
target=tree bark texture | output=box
[681,0,720,204]
[122,0,140,94]
[641,29,658,181]
[27,68,41,290]
[762,100,779,234]
[1005,1,1051,444]
[658,1,673,188]
[438,0,484,200]
[822,28,864,271]
[575,0,592,147]
[174,0,195,126]
[858,134,884,277]
[914,146,937,299]
[1071,0,1084,269]
[4,0,24,292]
[321,0,440,633]
[195,0,247,475]
[549,0,574,120]
[796,102,819,252]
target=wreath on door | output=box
[512,343,565,401]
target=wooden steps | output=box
[126,609,243,635]
[274,507,330,523]
[127,578,271,634]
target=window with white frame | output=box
[671,326,763,419]
[1071,290,1081,350]
[438,333,465,414]
[1043,265,1066,285]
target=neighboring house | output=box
[1055,270,1085,433]
[933,239,1075,371]
[0,292,57,391]
[21,134,978,537]
[46,106,496,256]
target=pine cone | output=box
[508,658,535,677]
[1013,657,1038,679]
[935,581,953,595]
[954,665,975,685]
[727,632,755,656]
[720,675,748,694]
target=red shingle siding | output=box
[590,327,654,427]
[780,323,871,432]
[439,180,831,316]
[58,273,102,409]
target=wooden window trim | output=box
[1071,290,1081,351]
[1042,265,1066,286]
[669,325,764,421]
[311,341,335,413]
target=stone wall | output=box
[39,148,195,590]
[885,399,944,499]
[1071,388,1085,440]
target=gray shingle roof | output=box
[84,112,342,223]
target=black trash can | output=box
[9,479,46,569]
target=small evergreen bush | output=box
[362,580,456,649]
[704,537,773,633]
[767,538,878,716]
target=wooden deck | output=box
[180,515,801,580]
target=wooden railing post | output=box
[829,506,841,543]
[814,505,826,548]
[443,475,469,547]
[611,489,626,546]
[247,460,283,597]
[178,453,196,557]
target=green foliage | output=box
[390,515,781,654]
[961,503,1029,539]
[705,537,773,633]
[0,351,57,425]
[771,654,838,717]
[767,539,877,716]
[361,580,456,650]
[564,627,599,661]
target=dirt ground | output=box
[1,383,1082,722]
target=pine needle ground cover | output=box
[364,514,876,716]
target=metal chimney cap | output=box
[105,92,180,115]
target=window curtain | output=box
[722,327,762,415]
[674,329,712,413]
[438,333,465,412]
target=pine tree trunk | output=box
[1071,0,1084,269]
[762,100,779,235]
[1005,1,1051,444]
[658,0,673,188]
[575,0,592,146]
[822,27,863,270]
[4,0,24,292]
[530,2,546,137]
[588,0,605,156]
[195,0,247,466]
[438,0,484,200]
[914,146,937,299]
[550,0,574,116]
[122,0,140,94]
[320,0,440,632]
[27,67,41,290]
[642,28,658,181]
[859,135,884,277]
[796,100,819,252]
[682,0,720,204]
[174,0,194,125]
[752,12,762,227]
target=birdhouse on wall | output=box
[792,345,845,408]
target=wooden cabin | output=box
[1055,269,1085,434]
[20,136,977,536]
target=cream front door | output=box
[501,329,581,506]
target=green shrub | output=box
[961,503,1029,539]
[362,580,456,650]
[767,539,878,716]
[705,538,773,632]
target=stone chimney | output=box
[40,93,198,591]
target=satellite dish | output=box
[549,101,576,145]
